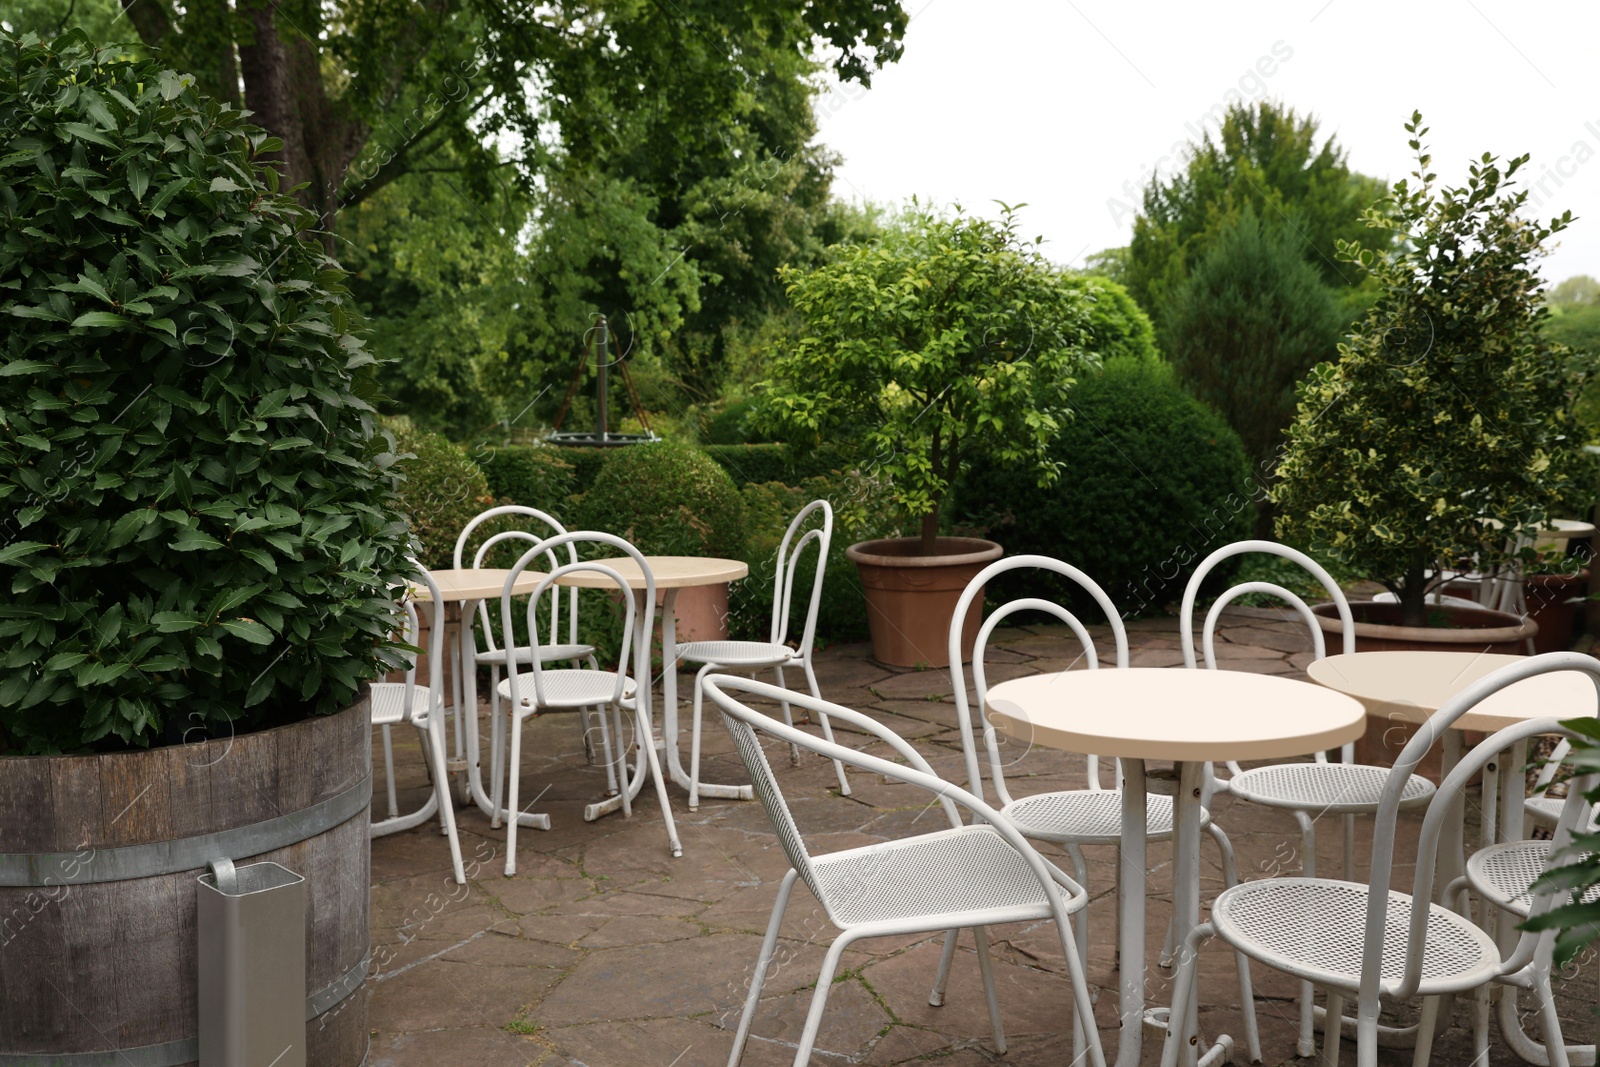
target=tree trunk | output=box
[919,510,939,555]
[233,2,369,240]
[1398,557,1430,628]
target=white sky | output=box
[813,0,1600,286]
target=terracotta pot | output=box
[658,582,729,643]
[1524,570,1589,655]
[1311,600,1535,782]
[845,537,1003,668]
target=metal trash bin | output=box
[198,859,307,1067]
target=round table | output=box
[1308,650,1600,1058]
[987,668,1366,1067]
[421,559,747,858]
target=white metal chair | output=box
[945,554,1259,1063]
[454,505,602,822]
[1163,652,1600,1067]
[1181,540,1437,1055]
[496,531,681,873]
[676,500,850,807]
[371,563,467,885]
[702,673,1106,1067]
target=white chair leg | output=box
[972,925,1007,1054]
[1298,811,1319,1058]
[635,700,682,857]
[1323,990,1346,1067]
[691,663,715,810]
[1536,959,1574,1067]
[805,658,851,796]
[1205,822,1261,1065]
[792,934,853,1067]
[504,708,524,877]
[380,723,399,819]
[1342,812,1356,881]
[488,667,505,828]
[728,869,798,1067]
[614,702,634,819]
[422,714,466,884]
[773,664,801,766]
[595,704,620,796]
[930,928,959,1006]
[1411,995,1440,1067]
[1161,921,1212,1067]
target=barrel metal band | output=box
[0,775,371,887]
[0,948,371,1066]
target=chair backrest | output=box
[397,562,448,723]
[949,555,1130,805]
[1181,540,1356,769]
[702,673,1083,924]
[456,505,580,654]
[768,500,832,653]
[498,531,654,710]
[1360,652,1600,1009]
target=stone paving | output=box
[365,607,1597,1066]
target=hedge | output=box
[953,357,1254,616]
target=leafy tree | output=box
[56,0,906,245]
[1059,272,1159,363]
[1273,114,1588,627]
[1125,101,1386,320]
[1164,205,1343,467]
[758,206,1091,553]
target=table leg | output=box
[659,588,753,802]
[1116,760,1148,1067]
[458,597,550,830]
[1173,760,1204,1067]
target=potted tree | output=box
[1273,114,1594,758]
[760,205,1090,666]
[0,33,410,1065]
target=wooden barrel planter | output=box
[0,692,372,1066]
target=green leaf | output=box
[217,618,273,645]
[71,311,128,329]
[209,176,243,193]
[167,528,223,552]
[0,541,49,565]
[59,122,117,149]
[0,359,53,375]
[151,612,201,632]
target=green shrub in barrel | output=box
[0,31,412,754]
[0,30,401,1065]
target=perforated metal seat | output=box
[497,668,636,709]
[1229,761,1436,815]
[1211,878,1500,996]
[474,642,593,666]
[813,825,1069,928]
[370,681,434,726]
[1003,789,1196,843]
[1467,839,1600,919]
[677,639,796,668]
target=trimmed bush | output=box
[704,398,774,444]
[387,418,495,568]
[477,444,577,515]
[953,358,1254,616]
[1059,272,1160,363]
[573,442,746,558]
[702,442,860,487]
[0,33,412,753]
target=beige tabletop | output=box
[414,568,541,602]
[536,555,748,590]
[1307,652,1599,732]
[987,668,1366,762]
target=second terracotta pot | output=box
[845,537,1003,668]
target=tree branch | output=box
[338,91,495,211]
